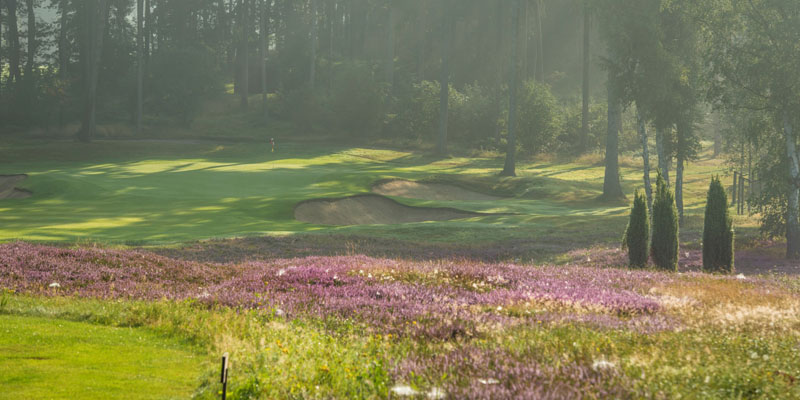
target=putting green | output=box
[0,140,730,245]
[0,314,203,399]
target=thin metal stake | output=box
[221,352,229,400]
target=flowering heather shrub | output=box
[1,242,669,338]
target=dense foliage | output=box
[702,176,734,273]
[624,189,649,268]
[651,172,679,271]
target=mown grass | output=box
[0,139,760,253]
[0,313,204,399]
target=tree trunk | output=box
[78,0,109,143]
[416,2,426,81]
[5,0,21,87]
[384,3,394,88]
[137,0,144,134]
[637,108,652,213]
[601,72,624,200]
[260,0,268,121]
[57,0,69,129]
[675,122,689,224]
[675,154,685,224]
[656,126,670,185]
[24,0,33,81]
[535,0,544,81]
[436,0,451,156]
[309,0,317,91]
[580,4,590,153]
[784,113,800,259]
[500,0,521,177]
[0,3,3,106]
[240,0,249,109]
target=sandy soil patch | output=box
[295,194,481,225]
[372,179,501,201]
[0,175,31,199]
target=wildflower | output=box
[48,282,61,288]
[478,378,499,385]
[390,385,418,397]
[276,269,286,277]
[427,387,446,399]
[591,358,616,371]
[736,273,746,280]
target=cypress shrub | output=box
[651,172,679,271]
[623,189,650,268]
[702,176,735,273]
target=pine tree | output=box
[623,189,650,268]
[702,176,734,273]
[651,171,679,271]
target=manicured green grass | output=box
[0,139,756,248]
[0,314,203,399]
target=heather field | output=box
[1,141,799,398]
[2,242,800,399]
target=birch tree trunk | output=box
[656,126,670,185]
[675,154,685,224]
[500,0,521,177]
[784,112,800,259]
[637,109,652,213]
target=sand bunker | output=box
[0,175,31,199]
[295,194,480,225]
[372,179,501,201]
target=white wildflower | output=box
[390,385,418,397]
[276,269,286,277]
[762,354,770,361]
[704,376,710,384]
[750,351,758,359]
[48,282,61,288]
[736,273,746,280]
[591,359,616,371]
[275,308,285,317]
[427,387,446,399]
[496,306,503,312]
[478,378,499,385]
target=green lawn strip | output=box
[0,295,413,399]
[0,314,203,400]
[0,140,760,248]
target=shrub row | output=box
[625,174,733,273]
